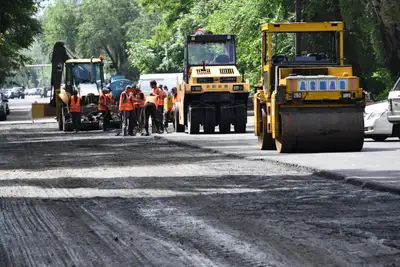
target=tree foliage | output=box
[0,0,41,86]
[31,0,400,97]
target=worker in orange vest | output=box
[118,85,138,136]
[163,87,179,132]
[98,87,112,131]
[150,80,167,133]
[144,80,161,136]
[68,89,81,133]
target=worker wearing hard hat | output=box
[98,87,112,131]
[68,89,81,133]
[143,80,161,136]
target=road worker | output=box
[68,89,81,133]
[150,80,167,133]
[137,92,146,134]
[118,85,139,136]
[98,87,112,131]
[144,81,161,136]
[164,87,179,131]
[131,84,145,134]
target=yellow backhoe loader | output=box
[254,22,365,153]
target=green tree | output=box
[0,0,41,86]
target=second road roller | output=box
[254,21,365,153]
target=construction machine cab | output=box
[184,34,236,83]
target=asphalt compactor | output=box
[254,22,365,153]
[175,30,250,134]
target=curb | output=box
[155,135,400,196]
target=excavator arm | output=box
[49,42,76,106]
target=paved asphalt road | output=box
[0,97,399,266]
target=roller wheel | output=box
[275,137,296,153]
[234,106,247,133]
[275,115,296,153]
[258,109,275,150]
[203,105,216,134]
[174,104,185,132]
[371,136,388,142]
[219,108,231,134]
[188,105,200,134]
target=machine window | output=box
[188,41,236,65]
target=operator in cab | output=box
[98,87,112,131]
[150,80,167,133]
[68,89,81,133]
[118,85,139,136]
[144,80,162,136]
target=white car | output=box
[364,101,395,141]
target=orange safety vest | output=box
[69,96,81,113]
[172,94,179,112]
[119,92,134,111]
[133,90,145,108]
[146,95,158,107]
[98,93,111,111]
[152,88,166,106]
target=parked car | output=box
[0,92,10,121]
[11,87,25,99]
[364,100,396,141]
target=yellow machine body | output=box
[175,32,250,134]
[254,22,365,153]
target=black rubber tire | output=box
[258,109,275,150]
[219,108,231,134]
[234,107,246,133]
[174,104,185,132]
[0,114,7,121]
[371,136,388,142]
[58,108,63,131]
[203,105,216,134]
[188,105,200,134]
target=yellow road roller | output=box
[254,22,366,153]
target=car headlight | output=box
[368,110,385,119]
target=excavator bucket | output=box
[275,107,364,153]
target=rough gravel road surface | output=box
[0,123,399,267]
[160,116,400,194]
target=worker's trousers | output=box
[70,112,81,132]
[121,110,137,136]
[144,102,160,135]
[135,107,144,132]
[156,105,164,131]
[101,110,111,131]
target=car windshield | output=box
[390,78,400,91]
[187,41,235,65]
[71,63,101,85]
